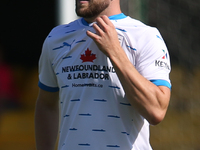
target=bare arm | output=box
[35,89,59,150]
[108,54,170,125]
[86,15,171,125]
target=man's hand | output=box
[86,15,121,57]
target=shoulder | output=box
[129,17,161,36]
[113,16,147,29]
[48,19,82,37]
[114,16,161,39]
[127,17,164,45]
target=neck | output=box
[84,0,122,23]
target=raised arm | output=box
[35,89,59,150]
[86,15,171,125]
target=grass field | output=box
[0,65,199,150]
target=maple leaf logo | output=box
[80,48,96,62]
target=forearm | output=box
[109,49,170,125]
[35,99,59,150]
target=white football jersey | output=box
[38,13,171,150]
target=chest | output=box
[50,31,137,88]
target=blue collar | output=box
[81,13,127,26]
[109,13,127,20]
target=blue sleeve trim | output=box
[38,81,59,92]
[150,79,171,89]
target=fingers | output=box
[93,23,104,36]
[86,16,107,39]
[99,15,113,26]
[96,15,114,32]
[86,15,114,40]
[86,30,99,41]
[96,16,107,32]
[86,23,104,41]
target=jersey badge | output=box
[162,49,168,60]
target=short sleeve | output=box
[136,27,171,89]
[38,36,59,92]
